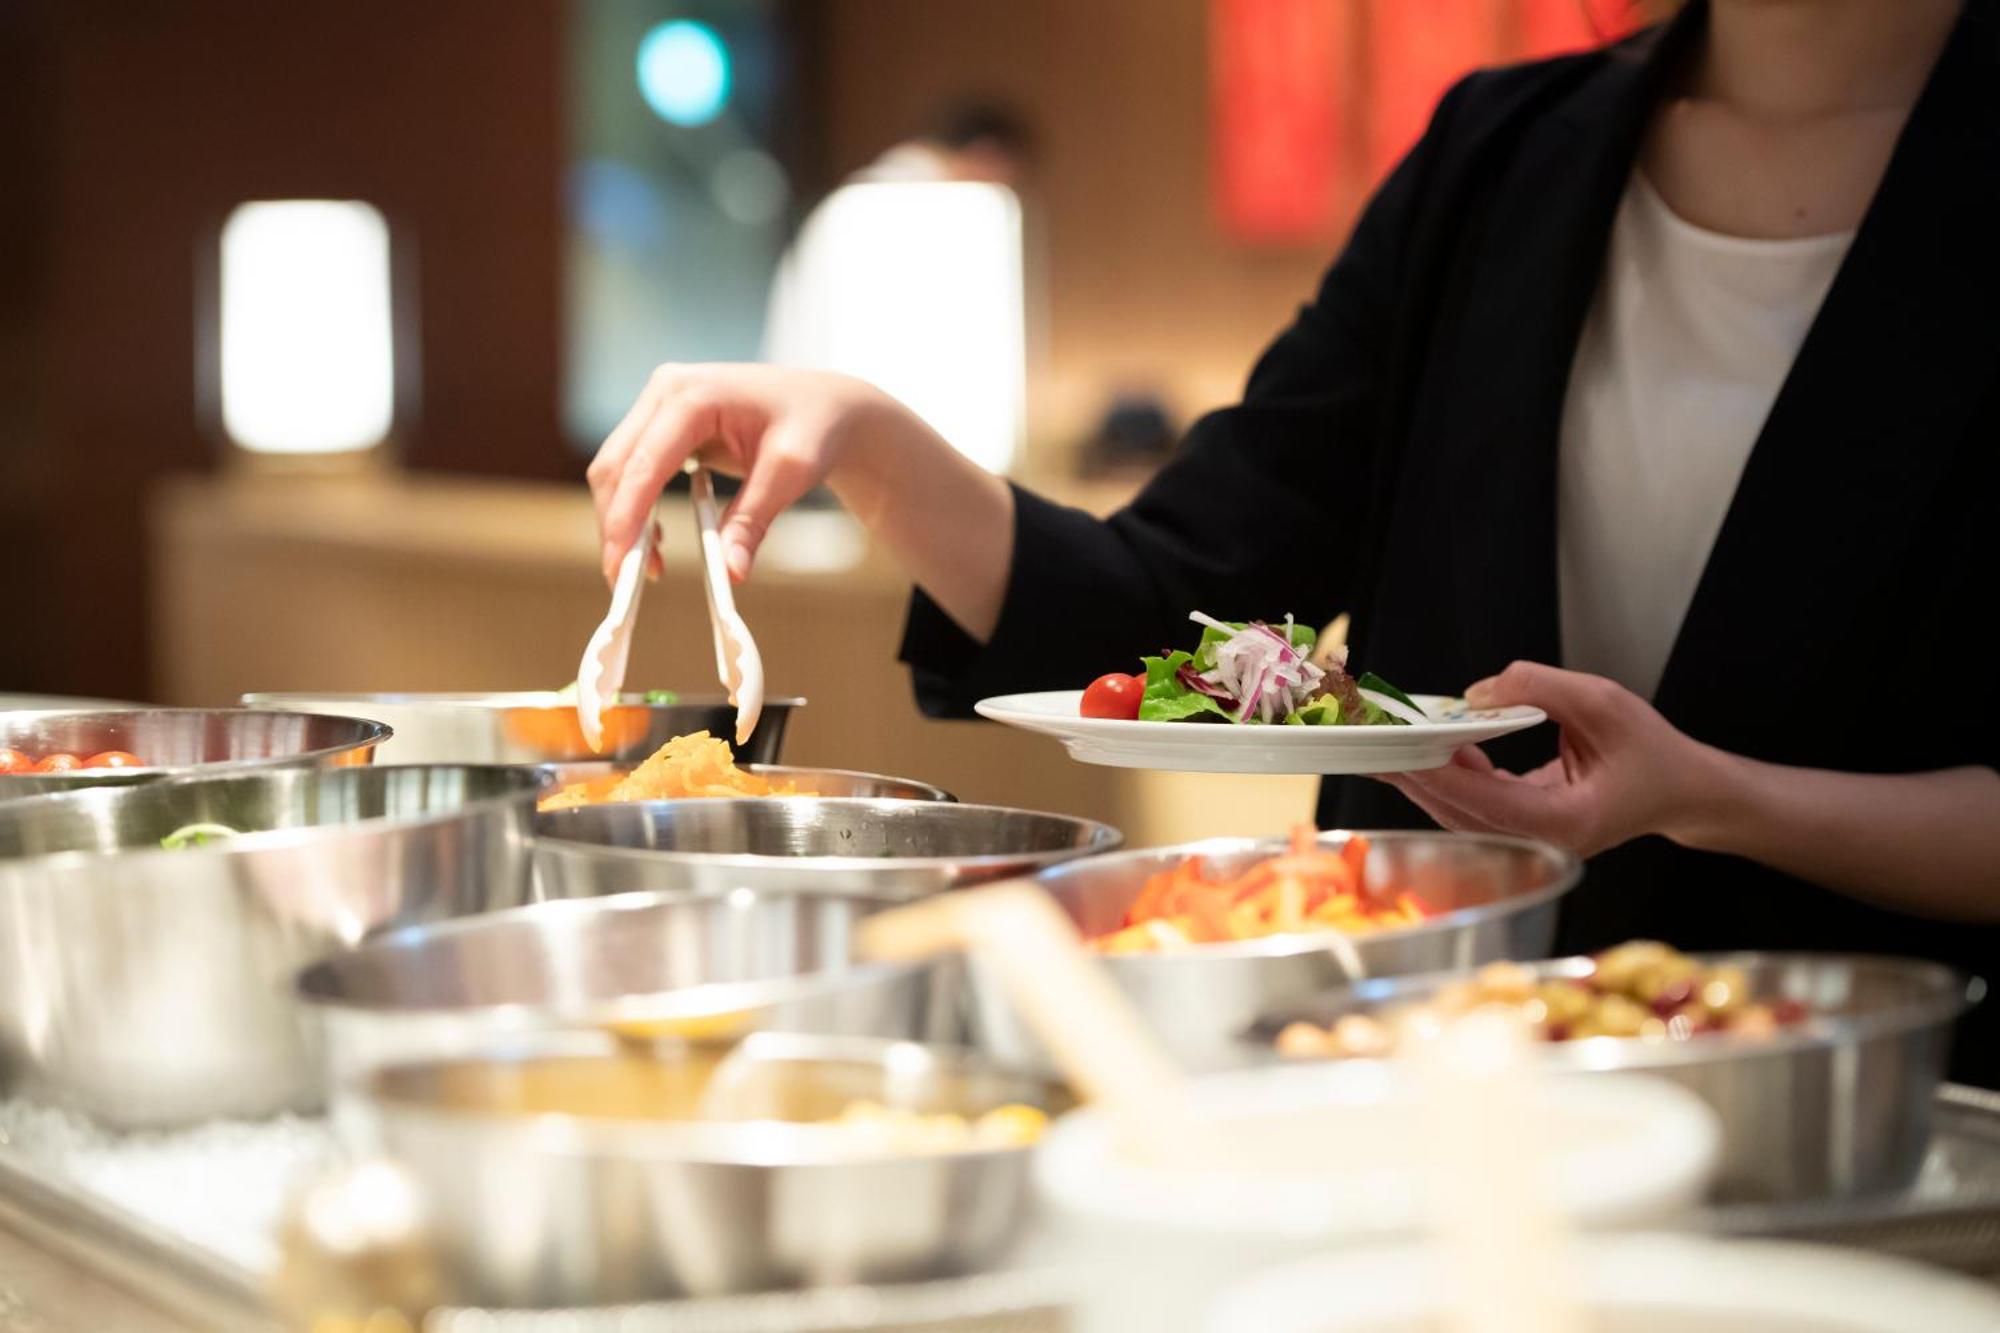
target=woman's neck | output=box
[1694,0,1964,119]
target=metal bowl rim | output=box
[295,884,927,1018]
[532,797,1123,872]
[534,761,958,804]
[364,1034,1057,1167]
[1258,951,1981,1069]
[1034,829,1582,966]
[0,762,541,872]
[243,690,808,710]
[0,707,394,782]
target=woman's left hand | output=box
[1382,662,1723,857]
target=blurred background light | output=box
[219,200,394,454]
[709,147,789,225]
[767,181,1026,475]
[635,19,731,127]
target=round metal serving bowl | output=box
[0,764,542,1127]
[966,830,1579,1075]
[296,886,945,1088]
[1248,952,1980,1204]
[533,798,1122,901]
[534,759,955,805]
[0,708,390,796]
[241,691,801,765]
[346,1032,1066,1307]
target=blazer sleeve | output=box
[900,85,1466,717]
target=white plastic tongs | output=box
[575,504,664,753]
[687,462,765,746]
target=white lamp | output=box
[219,200,395,455]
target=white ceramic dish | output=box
[1030,1061,1717,1333]
[973,691,1544,774]
[1206,1233,2000,1332]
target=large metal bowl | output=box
[535,760,955,804]
[0,764,542,1127]
[0,708,390,796]
[297,887,943,1088]
[347,1032,1064,1306]
[1249,952,1980,1203]
[965,830,1579,1075]
[241,691,800,765]
[532,798,1122,901]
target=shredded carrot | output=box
[538,732,815,811]
[1087,827,1431,953]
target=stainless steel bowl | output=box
[0,764,542,1126]
[534,760,955,804]
[533,798,1122,901]
[349,1032,1064,1307]
[297,887,943,1088]
[0,708,390,796]
[966,831,1579,1075]
[241,691,801,765]
[1250,952,1979,1203]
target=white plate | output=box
[972,691,1545,774]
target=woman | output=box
[589,0,2000,1082]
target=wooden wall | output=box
[1,0,567,700]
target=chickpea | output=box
[1275,1021,1335,1059]
[1592,940,1674,993]
[1631,953,1701,1005]
[1538,980,1593,1026]
[1595,994,1651,1038]
[1474,960,1538,1003]
[1331,1014,1394,1059]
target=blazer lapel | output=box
[1393,8,1704,681]
[1653,0,2000,749]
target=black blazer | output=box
[902,0,2000,1084]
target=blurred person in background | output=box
[761,101,1034,476]
[591,1,2000,1082]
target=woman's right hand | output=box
[586,364,917,586]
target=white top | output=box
[1556,174,1853,698]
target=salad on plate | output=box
[1080,612,1424,727]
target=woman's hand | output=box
[1382,662,1724,858]
[1387,660,2000,922]
[585,363,1016,639]
[586,365,914,585]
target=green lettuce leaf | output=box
[1355,671,1422,716]
[1283,696,1346,726]
[1137,651,1232,723]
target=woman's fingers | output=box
[587,384,663,515]
[716,419,823,582]
[1381,773,1508,836]
[1402,760,1591,851]
[598,391,725,584]
[1465,660,1628,736]
[1449,744,1501,775]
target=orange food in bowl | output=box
[1088,828,1434,954]
[539,731,815,811]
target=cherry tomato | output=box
[82,750,144,769]
[1080,672,1144,720]
[0,749,33,774]
[34,753,82,773]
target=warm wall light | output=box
[764,182,1026,475]
[219,200,394,454]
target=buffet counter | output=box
[146,470,1319,845]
